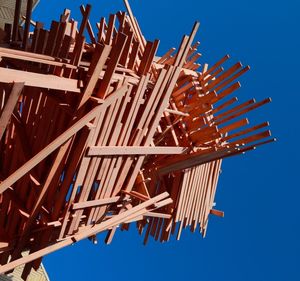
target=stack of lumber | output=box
[0,1,274,279]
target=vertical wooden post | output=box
[12,0,22,42]
[23,0,33,50]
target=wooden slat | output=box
[12,0,22,42]
[0,67,80,92]
[23,0,33,50]
[80,5,96,44]
[86,146,186,156]
[96,33,128,98]
[72,197,121,210]
[0,83,24,141]
[78,44,112,107]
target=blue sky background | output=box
[33,1,299,280]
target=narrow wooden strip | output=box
[157,48,176,64]
[201,54,230,79]
[145,212,172,219]
[73,196,120,210]
[223,122,269,142]
[158,147,234,175]
[96,33,128,98]
[12,0,22,42]
[0,83,24,141]
[80,5,96,44]
[123,0,146,50]
[78,4,92,37]
[0,47,59,62]
[35,29,49,54]
[215,98,271,126]
[105,14,116,45]
[87,146,186,156]
[78,44,112,107]
[30,22,44,53]
[214,99,256,122]
[211,82,241,104]
[127,39,139,70]
[144,40,160,74]
[219,118,249,134]
[44,21,60,56]
[23,0,33,50]
[0,67,80,93]
[205,62,242,91]
[165,108,189,117]
[119,30,133,66]
[137,41,153,75]
[0,51,76,69]
[229,130,272,146]
[210,209,224,217]
[214,66,250,93]
[52,22,67,57]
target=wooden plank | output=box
[23,0,33,50]
[205,62,242,91]
[158,147,234,175]
[214,99,256,122]
[96,33,128,98]
[44,21,60,56]
[123,0,146,50]
[215,98,272,126]
[78,44,112,107]
[210,209,224,217]
[72,196,121,210]
[80,5,96,44]
[127,39,139,70]
[86,146,186,156]
[78,4,92,37]
[212,97,238,115]
[105,14,116,45]
[35,29,49,54]
[201,54,230,79]
[30,22,44,53]
[0,83,24,141]
[223,122,269,142]
[214,66,250,93]
[229,130,272,146]
[52,22,67,57]
[0,47,58,62]
[97,17,107,43]
[0,49,77,69]
[219,118,249,134]
[12,0,22,42]
[70,35,85,66]
[0,68,80,92]
[157,47,176,64]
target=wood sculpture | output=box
[0,0,275,279]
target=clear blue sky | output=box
[33,1,299,280]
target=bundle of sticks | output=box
[0,1,274,279]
